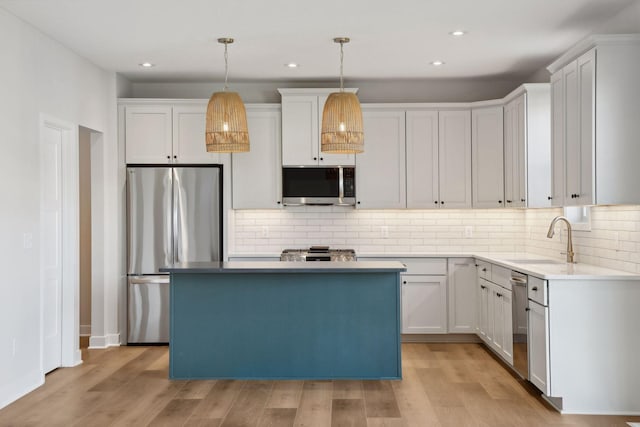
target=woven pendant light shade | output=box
[205,91,249,153]
[321,92,364,153]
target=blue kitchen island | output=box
[160,261,406,380]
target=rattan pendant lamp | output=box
[205,38,250,152]
[320,37,364,154]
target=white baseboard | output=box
[0,369,43,410]
[79,324,91,336]
[402,333,482,343]
[88,333,121,349]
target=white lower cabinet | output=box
[491,284,513,365]
[528,300,550,395]
[401,274,447,334]
[476,264,514,365]
[447,258,477,333]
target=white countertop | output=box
[229,252,640,281]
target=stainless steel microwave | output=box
[282,167,356,206]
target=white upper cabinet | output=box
[124,105,173,164]
[279,88,356,166]
[232,105,282,209]
[502,85,552,208]
[407,109,472,209]
[172,105,221,164]
[357,107,406,209]
[548,35,640,206]
[438,110,472,208]
[406,111,439,208]
[122,101,222,164]
[472,105,504,208]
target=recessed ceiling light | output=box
[450,30,466,37]
[431,60,445,66]
[139,62,155,68]
[285,63,299,68]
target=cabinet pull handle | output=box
[482,268,487,272]
[357,201,361,205]
[277,201,281,205]
[173,155,177,159]
[498,200,502,204]
[506,200,512,203]
[434,201,439,205]
[313,157,318,161]
[166,155,170,159]
[525,307,531,312]
[320,157,324,161]
[532,286,538,291]
[521,198,525,202]
[440,201,444,205]
[497,293,502,298]
[480,285,486,289]
[403,281,407,285]
[548,196,552,200]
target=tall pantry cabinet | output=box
[548,35,640,206]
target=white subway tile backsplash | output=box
[232,206,640,273]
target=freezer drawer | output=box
[128,276,170,344]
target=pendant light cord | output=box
[339,41,344,92]
[223,42,229,92]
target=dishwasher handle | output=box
[129,276,170,285]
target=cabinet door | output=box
[492,286,514,365]
[317,94,356,166]
[401,275,447,334]
[448,258,477,333]
[564,60,580,204]
[173,105,221,164]
[477,278,491,342]
[125,105,173,164]
[357,109,406,208]
[550,70,565,206]
[504,96,527,208]
[576,49,595,205]
[438,110,472,208]
[281,95,319,166]
[528,301,550,395]
[232,107,282,209]
[406,111,439,208]
[471,106,504,208]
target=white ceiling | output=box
[0,0,636,82]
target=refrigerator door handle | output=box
[129,276,170,285]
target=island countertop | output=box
[160,260,407,274]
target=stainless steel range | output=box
[280,246,357,262]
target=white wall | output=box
[0,7,118,409]
[130,78,528,103]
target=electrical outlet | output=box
[464,226,473,238]
[261,226,269,238]
[381,226,389,238]
[23,232,33,249]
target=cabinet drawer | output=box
[476,260,491,280]
[528,276,548,306]
[491,264,512,290]
[401,258,447,275]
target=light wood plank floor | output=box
[1,343,638,426]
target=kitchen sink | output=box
[504,259,565,265]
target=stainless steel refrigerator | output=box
[126,165,222,343]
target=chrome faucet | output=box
[546,216,575,263]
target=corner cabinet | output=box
[120,101,224,164]
[471,105,504,208]
[231,105,282,209]
[502,84,552,208]
[356,107,406,209]
[548,35,640,206]
[406,109,472,208]
[278,88,356,166]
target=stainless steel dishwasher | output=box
[510,270,528,379]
